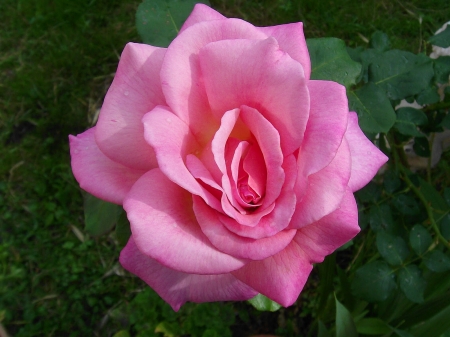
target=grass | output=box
[1,0,449,335]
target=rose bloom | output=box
[70,4,387,310]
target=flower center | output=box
[238,176,261,205]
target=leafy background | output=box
[1,0,450,336]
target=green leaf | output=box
[409,300,450,337]
[413,137,431,157]
[318,320,332,337]
[376,232,410,266]
[441,213,450,240]
[136,0,210,47]
[392,328,414,337]
[369,203,396,233]
[307,37,362,88]
[398,265,426,303]
[416,86,440,105]
[370,50,434,100]
[247,294,281,312]
[444,188,450,207]
[384,169,402,194]
[352,260,396,302]
[83,193,122,237]
[115,211,131,247]
[392,194,420,215]
[348,82,396,133]
[424,250,450,272]
[370,31,390,52]
[395,107,428,137]
[434,56,450,83]
[335,296,358,337]
[356,318,391,335]
[441,113,450,129]
[429,25,450,48]
[112,331,131,337]
[409,225,432,256]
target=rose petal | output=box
[199,38,309,155]
[142,106,221,211]
[345,112,388,191]
[179,4,226,33]
[258,22,311,80]
[232,189,359,307]
[161,19,267,144]
[300,81,349,176]
[69,128,145,204]
[124,169,247,274]
[194,196,297,260]
[291,138,352,229]
[95,43,166,170]
[120,237,257,311]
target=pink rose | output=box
[69,4,387,310]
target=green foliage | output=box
[428,25,450,48]
[247,294,282,312]
[136,0,210,47]
[83,193,122,236]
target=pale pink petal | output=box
[221,195,275,228]
[232,240,312,307]
[95,43,166,170]
[258,22,311,79]
[120,237,257,311]
[296,189,360,263]
[240,105,284,208]
[345,112,388,191]
[123,169,247,274]
[231,191,359,307]
[194,196,296,260]
[290,138,352,229]
[69,128,145,205]
[199,38,309,155]
[142,106,221,211]
[220,155,297,238]
[161,19,267,144]
[186,154,223,192]
[299,81,349,176]
[179,4,226,33]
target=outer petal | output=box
[199,38,309,155]
[300,81,349,177]
[161,19,267,144]
[296,189,360,263]
[124,169,247,275]
[232,190,359,307]
[345,112,388,191]
[95,43,166,170]
[142,106,221,211]
[120,237,257,311]
[179,4,225,33]
[258,22,311,80]
[291,138,352,229]
[69,128,145,204]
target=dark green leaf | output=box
[348,82,396,133]
[307,37,362,88]
[376,232,410,266]
[357,181,382,203]
[370,31,390,52]
[429,25,450,48]
[335,296,358,337]
[356,318,391,335]
[409,300,450,337]
[413,137,430,157]
[392,328,414,337]
[318,320,332,337]
[83,193,122,237]
[445,188,450,207]
[115,211,131,247]
[395,107,427,137]
[434,56,450,83]
[417,177,449,211]
[136,0,210,47]
[369,203,395,233]
[398,265,426,303]
[370,50,434,100]
[441,214,450,240]
[416,86,440,105]
[247,294,281,312]
[409,224,432,256]
[441,113,450,129]
[392,194,420,215]
[352,260,396,302]
[424,250,450,272]
[384,170,402,194]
